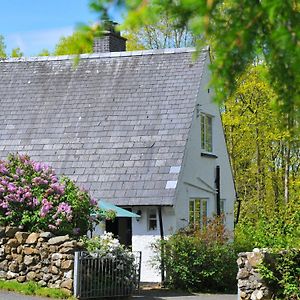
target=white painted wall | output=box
[131,206,175,282]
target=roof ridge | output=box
[0,47,209,63]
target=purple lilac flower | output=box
[7,183,16,193]
[32,198,39,207]
[16,168,24,176]
[90,198,98,206]
[50,175,58,183]
[57,202,72,214]
[50,183,65,195]
[40,199,53,217]
[48,224,57,230]
[0,164,8,175]
[0,200,8,209]
[24,192,32,199]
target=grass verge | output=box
[0,280,76,299]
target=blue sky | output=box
[0,0,121,56]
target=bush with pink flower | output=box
[0,153,104,236]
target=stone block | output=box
[26,271,37,281]
[43,273,52,282]
[25,233,40,244]
[24,255,35,266]
[5,227,19,238]
[247,252,263,268]
[60,279,73,290]
[51,253,63,260]
[7,238,19,248]
[6,271,18,279]
[40,232,54,239]
[0,260,8,271]
[15,232,30,244]
[237,268,250,279]
[17,275,26,283]
[61,260,73,270]
[8,261,19,273]
[23,247,39,255]
[50,265,59,275]
[48,235,69,246]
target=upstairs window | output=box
[201,114,213,152]
[148,208,157,231]
[189,198,208,228]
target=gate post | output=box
[73,251,80,298]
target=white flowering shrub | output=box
[83,232,134,259]
[81,232,139,295]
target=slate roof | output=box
[0,48,207,206]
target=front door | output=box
[106,215,132,247]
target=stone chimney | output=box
[93,21,126,53]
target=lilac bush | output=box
[0,153,104,236]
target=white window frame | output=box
[201,114,213,153]
[189,198,208,228]
[148,208,157,231]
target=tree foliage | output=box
[0,35,7,58]
[124,15,196,50]
[222,65,300,249]
[91,0,300,121]
[53,31,94,56]
[11,47,23,58]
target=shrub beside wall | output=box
[156,217,238,293]
[0,226,84,294]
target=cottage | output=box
[0,27,235,282]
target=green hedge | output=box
[156,217,238,293]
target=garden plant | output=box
[0,153,104,236]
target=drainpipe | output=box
[157,205,165,284]
[235,194,241,226]
[215,166,221,216]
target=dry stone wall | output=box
[0,226,84,294]
[237,249,271,300]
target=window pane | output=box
[149,209,156,219]
[201,115,205,149]
[195,199,201,224]
[202,200,208,226]
[148,209,157,230]
[189,201,194,224]
[149,220,157,230]
[201,114,213,152]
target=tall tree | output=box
[222,65,300,224]
[124,15,196,50]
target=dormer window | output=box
[201,114,213,152]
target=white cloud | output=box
[6,26,74,56]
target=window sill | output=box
[201,152,218,158]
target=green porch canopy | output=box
[97,200,140,218]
